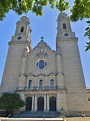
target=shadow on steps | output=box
[12,111,61,118]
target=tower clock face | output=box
[64,33,68,37]
[17,36,22,40]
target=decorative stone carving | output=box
[35,51,48,59]
[48,72,56,76]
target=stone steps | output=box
[12,111,61,118]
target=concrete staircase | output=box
[12,111,61,118]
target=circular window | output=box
[36,60,47,69]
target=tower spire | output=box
[11,16,32,52]
[11,16,32,42]
[56,13,76,41]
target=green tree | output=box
[70,0,90,51]
[0,93,25,116]
[0,0,90,50]
[84,21,90,51]
[0,0,69,20]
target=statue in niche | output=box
[40,48,44,53]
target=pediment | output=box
[28,40,56,59]
[33,40,55,54]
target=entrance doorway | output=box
[49,97,56,111]
[37,97,44,111]
[26,97,32,111]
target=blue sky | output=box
[0,2,90,87]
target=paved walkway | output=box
[0,117,64,121]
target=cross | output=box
[41,36,44,41]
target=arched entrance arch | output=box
[37,97,44,111]
[49,96,56,111]
[26,97,32,111]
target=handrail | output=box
[17,86,65,91]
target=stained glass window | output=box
[36,60,47,69]
[39,80,43,89]
[28,80,32,88]
[50,79,54,89]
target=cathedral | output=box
[0,13,90,116]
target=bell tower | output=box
[12,16,32,51]
[56,13,76,42]
[15,16,31,39]
[1,16,32,92]
[56,13,89,115]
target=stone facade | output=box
[0,13,90,116]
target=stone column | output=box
[35,94,37,111]
[57,94,60,111]
[47,94,49,111]
[32,95,34,111]
[44,94,46,111]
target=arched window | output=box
[20,27,24,32]
[28,80,32,88]
[50,79,54,89]
[39,80,43,89]
[63,23,66,29]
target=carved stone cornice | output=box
[35,52,48,59]
[9,41,28,45]
[48,72,56,76]
[27,73,36,77]
[27,72,57,77]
